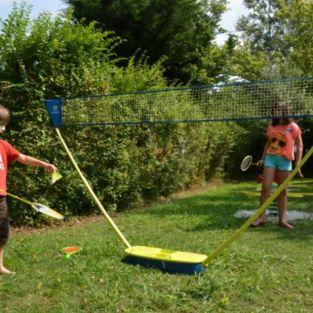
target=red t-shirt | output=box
[0,140,21,195]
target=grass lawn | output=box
[1,180,313,312]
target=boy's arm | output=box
[16,154,57,173]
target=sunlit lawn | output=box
[1,180,312,312]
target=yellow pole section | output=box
[204,144,313,265]
[55,128,131,249]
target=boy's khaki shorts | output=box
[0,197,9,247]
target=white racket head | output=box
[32,203,64,220]
[241,155,253,171]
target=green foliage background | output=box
[65,0,228,83]
[0,5,246,226]
[1,1,312,226]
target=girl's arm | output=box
[16,154,57,173]
[294,135,303,165]
[294,135,304,178]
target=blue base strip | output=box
[122,256,204,275]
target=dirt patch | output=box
[170,178,224,200]
[11,214,105,234]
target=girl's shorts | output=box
[0,197,9,247]
[264,154,292,171]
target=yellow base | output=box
[125,246,208,264]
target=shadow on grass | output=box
[244,220,313,241]
[137,182,313,240]
[138,185,258,231]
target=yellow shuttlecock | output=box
[51,171,63,184]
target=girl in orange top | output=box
[252,102,303,229]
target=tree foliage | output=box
[232,0,313,79]
[0,3,121,98]
[236,0,291,59]
[65,0,227,83]
[279,0,313,75]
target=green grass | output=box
[1,180,313,312]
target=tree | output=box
[65,0,227,83]
[229,0,303,80]
[279,0,313,75]
[236,0,291,60]
[226,42,267,81]
[0,2,120,98]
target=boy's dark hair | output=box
[271,101,293,126]
[0,105,10,126]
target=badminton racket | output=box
[240,155,260,172]
[0,188,63,220]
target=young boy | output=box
[0,104,57,274]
